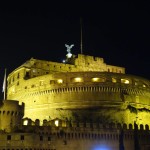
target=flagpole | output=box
[2,68,7,100]
[80,17,83,54]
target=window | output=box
[57,79,63,84]
[121,79,130,84]
[23,120,28,125]
[71,77,83,83]
[50,80,56,84]
[7,135,11,140]
[143,84,146,88]
[112,78,117,83]
[48,137,51,141]
[135,82,138,86]
[55,120,59,127]
[21,135,24,140]
[40,80,44,86]
[31,85,35,88]
[40,136,43,141]
[17,73,20,79]
[24,72,30,79]
[17,81,19,86]
[92,77,106,82]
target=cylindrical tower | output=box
[0,100,24,132]
[6,54,150,127]
[7,71,150,126]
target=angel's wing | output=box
[65,44,69,48]
[70,44,74,48]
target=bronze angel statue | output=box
[65,44,74,53]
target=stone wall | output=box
[0,121,150,150]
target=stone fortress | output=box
[0,48,150,149]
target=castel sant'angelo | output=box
[0,45,150,150]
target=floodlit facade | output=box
[0,52,150,149]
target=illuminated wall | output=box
[6,68,150,126]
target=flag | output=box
[2,69,6,93]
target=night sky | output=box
[0,1,150,99]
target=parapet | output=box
[0,100,24,110]
[76,54,104,63]
[22,118,150,131]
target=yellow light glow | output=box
[92,77,105,82]
[57,79,63,84]
[92,78,99,82]
[135,82,138,85]
[12,88,15,92]
[121,79,130,84]
[112,78,117,83]
[143,84,146,87]
[66,53,72,58]
[74,77,82,82]
[55,120,59,127]
[23,120,28,125]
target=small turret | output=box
[0,100,24,132]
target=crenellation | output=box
[20,117,150,132]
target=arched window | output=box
[71,77,83,83]
[92,77,106,82]
[121,78,130,84]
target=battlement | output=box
[74,54,104,65]
[0,118,149,150]
[0,100,24,116]
[22,118,150,131]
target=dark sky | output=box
[0,1,150,99]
